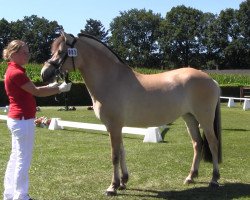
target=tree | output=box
[80,19,109,43]
[20,15,62,63]
[109,9,162,68]
[201,13,221,69]
[238,0,250,40]
[212,8,248,68]
[159,5,204,68]
[237,0,250,68]
[0,18,11,58]
[1,15,62,63]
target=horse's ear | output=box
[61,31,67,40]
[59,29,65,36]
[61,31,75,44]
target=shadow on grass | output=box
[122,183,250,200]
[223,128,250,132]
[62,128,153,141]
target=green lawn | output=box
[0,104,250,200]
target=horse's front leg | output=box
[106,127,122,196]
[119,142,129,190]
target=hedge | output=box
[0,81,92,107]
[0,80,244,107]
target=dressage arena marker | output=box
[0,114,166,142]
[220,97,250,110]
[49,118,167,143]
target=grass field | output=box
[0,104,250,200]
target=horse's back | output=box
[135,67,219,107]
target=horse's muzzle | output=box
[41,65,57,83]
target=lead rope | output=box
[64,71,70,110]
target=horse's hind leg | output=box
[182,114,203,184]
[202,126,220,187]
[119,142,129,190]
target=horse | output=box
[41,32,222,196]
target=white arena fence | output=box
[0,114,8,120]
[0,107,167,143]
[220,96,250,110]
[48,118,167,143]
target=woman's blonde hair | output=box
[2,40,26,61]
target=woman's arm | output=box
[21,81,60,97]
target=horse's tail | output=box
[202,97,222,163]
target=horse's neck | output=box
[76,39,133,99]
[79,64,132,102]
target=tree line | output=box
[0,1,249,70]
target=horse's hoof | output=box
[209,181,219,188]
[184,178,194,185]
[105,190,117,196]
[119,183,126,190]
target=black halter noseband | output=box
[47,35,77,81]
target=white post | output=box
[243,99,250,110]
[143,127,163,143]
[4,106,9,112]
[48,118,64,130]
[227,98,235,107]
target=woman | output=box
[2,40,72,200]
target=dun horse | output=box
[41,32,222,196]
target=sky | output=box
[0,0,246,36]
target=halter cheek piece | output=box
[46,35,77,81]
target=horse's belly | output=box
[123,103,183,127]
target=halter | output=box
[46,35,77,81]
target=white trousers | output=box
[3,118,35,200]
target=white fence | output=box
[0,115,8,120]
[49,118,167,143]
[220,96,250,110]
[0,114,167,143]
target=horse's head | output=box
[41,31,77,83]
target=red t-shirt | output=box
[4,62,36,119]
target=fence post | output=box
[48,118,63,130]
[143,126,165,143]
[243,99,250,110]
[227,98,235,107]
